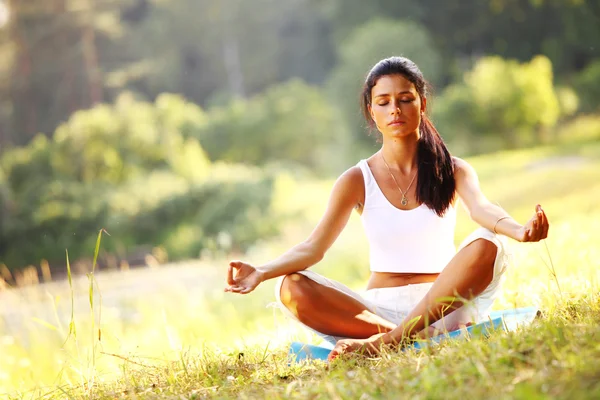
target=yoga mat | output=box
[489,306,540,332]
[289,307,539,362]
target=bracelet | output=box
[493,216,510,234]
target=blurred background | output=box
[0,0,599,393]
[0,0,598,276]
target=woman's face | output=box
[368,74,426,139]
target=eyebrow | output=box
[374,91,413,98]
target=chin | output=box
[386,128,417,139]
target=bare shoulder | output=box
[339,165,364,184]
[335,165,364,194]
[331,165,365,208]
[452,156,477,178]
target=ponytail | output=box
[416,116,456,217]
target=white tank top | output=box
[357,159,457,273]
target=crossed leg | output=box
[279,238,499,339]
[398,238,498,336]
[279,273,396,338]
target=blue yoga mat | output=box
[489,306,540,332]
[289,306,539,362]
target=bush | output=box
[0,95,282,272]
[433,55,561,153]
[574,59,600,113]
[50,92,210,185]
[196,79,344,175]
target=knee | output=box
[470,239,498,267]
[279,273,313,309]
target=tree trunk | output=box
[220,2,245,98]
[8,0,36,144]
[82,0,102,106]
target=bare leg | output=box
[280,273,397,339]
[397,238,498,338]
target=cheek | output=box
[404,102,421,116]
[370,106,386,124]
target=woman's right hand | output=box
[224,260,265,294]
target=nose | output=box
[391,104,402,115]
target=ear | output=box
[421,97,427,114]
[368,104,376,122]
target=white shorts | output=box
[274,228,511,346]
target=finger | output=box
[530,221,541,242]
[240,287,254,294]
[328,348,342,361]
[227,265,234,285]
[534,205,544,240]
[535,206,546,241]
[540,207,549,239]
[523,228,532,242]
[528,213,542,241]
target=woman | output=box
[224,56,549,359]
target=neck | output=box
[381,133,419,175]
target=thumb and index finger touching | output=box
[227,260,244,285]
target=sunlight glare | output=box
[0,2,9,28]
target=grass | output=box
[1,139,600,398]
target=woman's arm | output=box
[453,157,549,242]
[225,166,364,293]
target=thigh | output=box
[273,270,379,346]
[274,270,376,311]
[431,228,512,330]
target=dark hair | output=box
[360,56,455,217]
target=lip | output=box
[388,120,406,126]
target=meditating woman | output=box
[224,56,549,359]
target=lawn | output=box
[1,139,599,399]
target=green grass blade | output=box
[63,249,77,346]
[91,229,105,275]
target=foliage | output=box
[0,94,281,271]
[196,79,345,175]
[556,85,580,118]
[433,55,561,152]
[574,59,600,113]
[1,0,599,148]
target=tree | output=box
[434,55,560,151]
[574,59,600,113]
[2,0,128,145]
[196,79,345,175]
[0,93,281,271]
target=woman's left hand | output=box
[328,333,386,361]
[517,204,549,242]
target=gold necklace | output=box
[381,153,417,206]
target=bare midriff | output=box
[366,272,440,290]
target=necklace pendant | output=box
[401,195,408,206]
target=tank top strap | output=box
[356,159,382,206]
[356,159,371,185]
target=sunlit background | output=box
[0,0,599,395]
